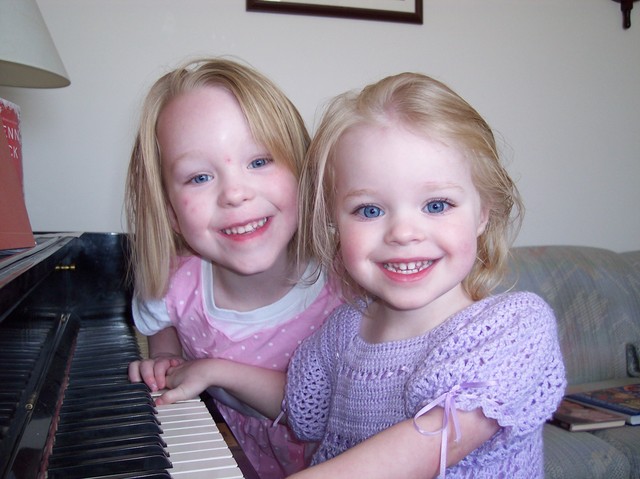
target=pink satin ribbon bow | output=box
[413,381,497,479]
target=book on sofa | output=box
[550,398,626,432]
[566,383,640,425]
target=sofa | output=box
[496,245,640,479]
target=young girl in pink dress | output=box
[125,58,341,478]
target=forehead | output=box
[159,85,239,123]
[156,86,249,145]
[333,122,472,183]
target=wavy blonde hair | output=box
[126,57,310,299]
[298,72,523,301]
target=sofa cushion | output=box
[499,246,640,385]
[592,426,640,479]
[543,423,630,479]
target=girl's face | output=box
[333,122,488,329]
[158,86,298,276]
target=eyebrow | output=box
[342,188,376,200]
[343,182,465,198]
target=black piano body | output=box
[0,232,253,479]
[0,232,138,478]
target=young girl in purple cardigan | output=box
[283,72,566,478]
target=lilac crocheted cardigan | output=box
[285,291,566,478]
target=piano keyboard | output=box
[156,399,243,479]
[43,316,245,479]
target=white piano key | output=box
[155,398,245,479]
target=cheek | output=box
[278,172,299,206]
[336,222,366,271]
[453,227,482,271]
[280,183,299,215]
[274,174,300,230]
[172,196,206,227]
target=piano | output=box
[0,232,255,479]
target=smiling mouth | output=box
[383,260,433,275]
[222,217,268,235]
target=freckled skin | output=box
[157,86,300,281]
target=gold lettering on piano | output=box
[54,264,76,270]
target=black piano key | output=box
[51,433,167,457]
[73,343,138,352]
[71,363,138,376]
[66,375,132,388]
[53,419,164,447]
[73,471,172,479]
[60,403,157,422]
[57,411,160,432]
[60,395,156,413]
[72,350,139,363]
[48,443,167,468]
[47,452,172,479]
[62,382,151,398]
[0,391,20,403]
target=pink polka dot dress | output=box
[133,256,342,478]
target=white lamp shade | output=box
[0,0,70,88]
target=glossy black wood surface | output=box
[0,233,134,478]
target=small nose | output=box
[217,175,255,207]
[384,212,425,245]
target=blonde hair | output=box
[126,57,310,299]
[299,72,523,301]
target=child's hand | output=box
[128,355,184,392]
[154,358,215,406]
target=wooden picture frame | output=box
[246,0,423,24]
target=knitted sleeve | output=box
[285,304,356,442]
[406,292,566,436]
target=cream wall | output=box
[1,0,638,251]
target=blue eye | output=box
[356,205,384,218]
[191,174,212,184]
[249,157,271,169]
[425,200,450,214]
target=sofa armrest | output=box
[498,246,640,386]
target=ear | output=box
[476,206,490,236]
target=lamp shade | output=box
[0,0,70,88]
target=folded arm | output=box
[156,357,286,419]
[288,406,498,479]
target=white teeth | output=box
[384,260,432,274]
[222,218,267,235]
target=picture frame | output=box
[246,0,423,24]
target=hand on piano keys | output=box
[43,323,247,479]
[46,390,245,479]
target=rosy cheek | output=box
[179,197,198,214]
[338,235,360,272]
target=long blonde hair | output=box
[299,72,523,301]
[126,58,310,299]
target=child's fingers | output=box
[155,386,189,406]
[129,359,161,391]
[128,360,143,383]
[152,358,174,390]
[137,359,161,391]
[130,356,185,392]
